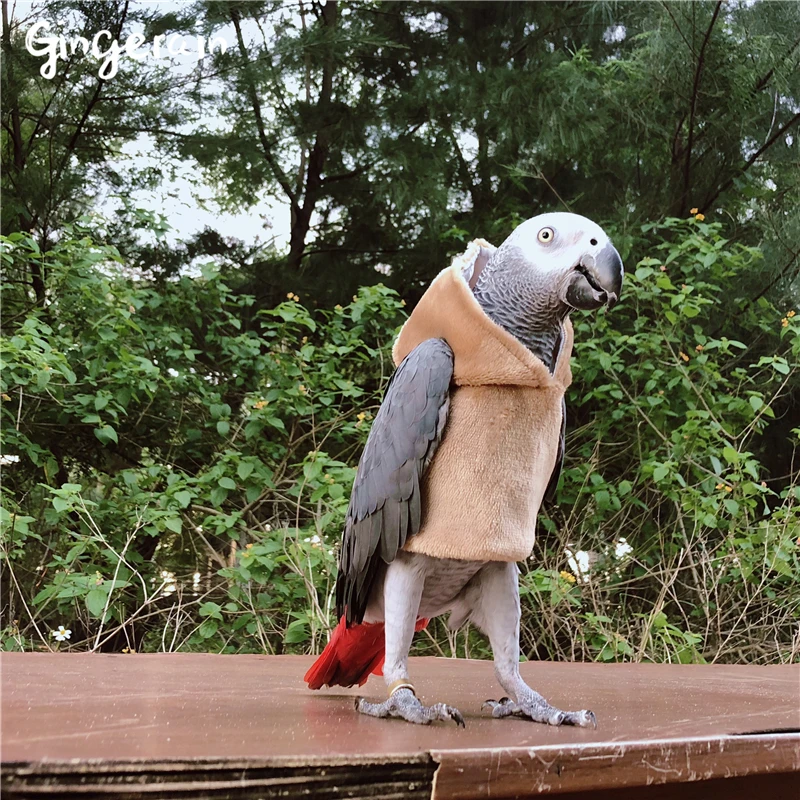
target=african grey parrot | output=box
[305,212,623,727]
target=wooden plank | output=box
[2,654,798,798]
[431,735,800,798]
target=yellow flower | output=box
[298,385,307,394]
[659,265,667,272]
[293,294,300,302]
[287,292,294,299]
[559,570,576,584]
[246,543,253,549]
[724,486,733,493]
[695,213,705,221]
[334,304,343,311]
[301,336,308,343]
[356,412,367,421]
[679,351,689,362]
[690,207,698,215]
[1,394,10,402]
[253,400,267,409]
[400,299,406,306]
[788,310,796,318]
[782,318,789,328]
[715,483,725,490]
[695,344,704,352]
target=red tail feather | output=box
[304,616,428,690]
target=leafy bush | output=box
[1,218,798,663]
[1,226,402,653]
[525,217,800,664]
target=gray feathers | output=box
[336,337,454,624]
[472,247,569,372]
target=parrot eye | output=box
[537,227,555,244]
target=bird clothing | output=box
[392,255,573,562]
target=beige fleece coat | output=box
[392,246,573,562]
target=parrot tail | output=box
[304,616,428,690]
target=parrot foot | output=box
[356,688,466,727]
[482,696,597,728]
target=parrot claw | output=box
[483,697,597,728]
[355,688,466,727]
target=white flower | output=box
[51,625,71,642]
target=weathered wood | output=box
[2,654,798,798]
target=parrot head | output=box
[494,211,624,312]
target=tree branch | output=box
[229,5,301,217]
[680,1,723,215]
[703,110,800,209]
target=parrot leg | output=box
[470,561,597,728]
[355,555,465,727]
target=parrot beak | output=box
[565,242,624,311]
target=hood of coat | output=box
[393,240,573,390]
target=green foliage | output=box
[1,218,798,664]
[1,226,402,654]
[524,217,800,664]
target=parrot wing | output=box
[335,337,454,625]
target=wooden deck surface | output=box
[2,653,798,798]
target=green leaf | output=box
[749,396,763,412]
[773,359,790,375]
[722,447,739,465]
[244,421,264,440]
[216,419,230,436]
[723,498,740,516]
[52,497,69,513]
[86,588,108,618]
[303,461,323,482]
[164,516,182,533]
[199,601,223,620]
[653,465,669,482]
[219,476,236,490]
[198,619,218,638]
[701,252,717,268]
[245,486,261,504]
[237,461,254,480]
[174,490,192,508]
[283,620,308,644]
[210,486,228,507]
[94,425,118,445]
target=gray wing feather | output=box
[336,338,454,624]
